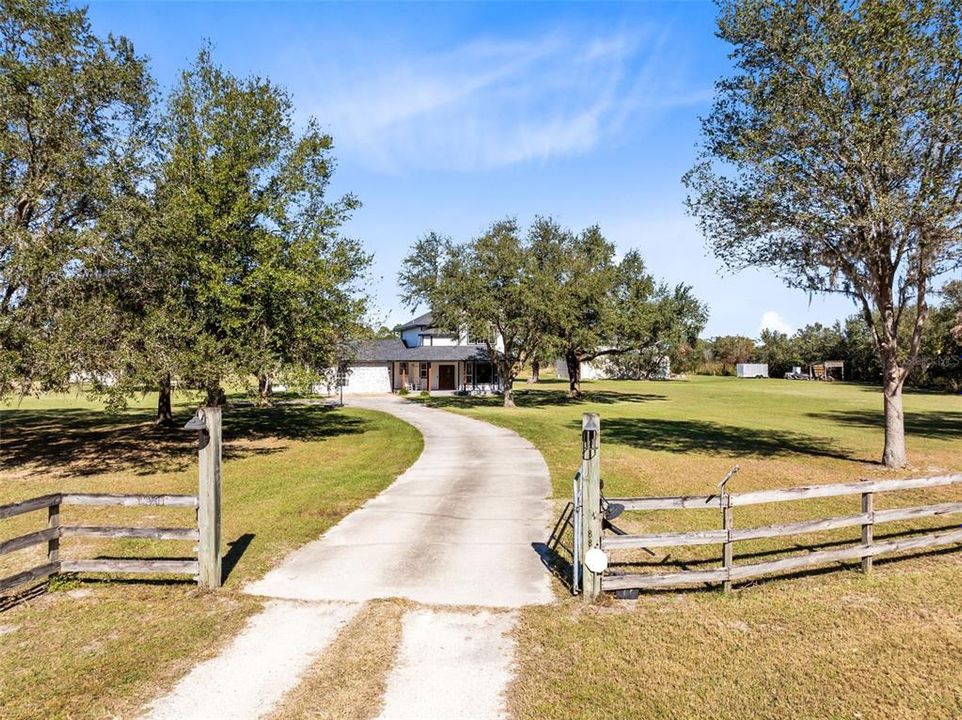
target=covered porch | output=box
[391,359,501,394]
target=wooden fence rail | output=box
[0,494,61,520]
[0,492,202,594]
[600,473,962,594]
[61,493,199,508]
[0,407,222,598]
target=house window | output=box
[475,363,493,384]
[420,363,428,379]
[465,363,473,384]
[399,362,408,375]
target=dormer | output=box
[398,312,465,348]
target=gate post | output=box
[861,491,874,574]
[581,413,603,601]
[197,407,222,588]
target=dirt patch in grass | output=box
[269,598,409,720]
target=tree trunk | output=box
[205,384,225,407]
[156,374,174,427]
[257,373,273,406]
[565,349,581,397]
[881,359,908,468]
[499,360,516,407]
[527,360,540,383]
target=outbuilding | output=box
[736,363,769,378]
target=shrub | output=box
[397,387,409,396]
[419,390,430,397]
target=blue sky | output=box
[85,1,856,336]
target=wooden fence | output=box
[0,407,222,596]
[572,412,962,599]
[602,473,962,593]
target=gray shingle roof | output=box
[398,312,433,330]
[345,339,495,363]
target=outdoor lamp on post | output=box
[581,412,600,461]
[184,407,208,443]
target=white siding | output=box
[69,371,118,386]
[425,334,459,346]
[554,358,610,381]
[402,324,500,350]
[316,364,392,395]
[554,356,671,380]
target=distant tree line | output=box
[399,218,709,407]
[695,281,962,392]
[1,1,369,422]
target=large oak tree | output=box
[400,220,543,407]
[531,218,708,396]
[132,49,369,416]
[401,218,708,404]
[685,0,962,467]
[0,0,151,397]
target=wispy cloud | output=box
[292,25,706,172]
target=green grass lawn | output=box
[0,392,421,720]
[3,379,960,719]
[416,376,962,719]
[419,376,961,495]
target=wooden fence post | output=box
[719,465,738,593]
[581,413,603,601]
[722,497,733,593]
[47,501,60,565]
[861,491,874,574]
[198,407,222,589]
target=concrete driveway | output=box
[245,394,553,608]
[145,396,553,720]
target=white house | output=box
[554,354,671,381]
[554,358,612,381]
[319,312,502,395]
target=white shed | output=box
[736,363,769,378]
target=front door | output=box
[438,365,456,390]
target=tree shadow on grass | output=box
[595,417,857,462]
[0,403,366,479]
[416,388,666,410]
[848,381,959,397]
[805,409,962,441]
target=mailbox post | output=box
[185,407,222,588]
[581,412,603,601]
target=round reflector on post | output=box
[585,548,608,574]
